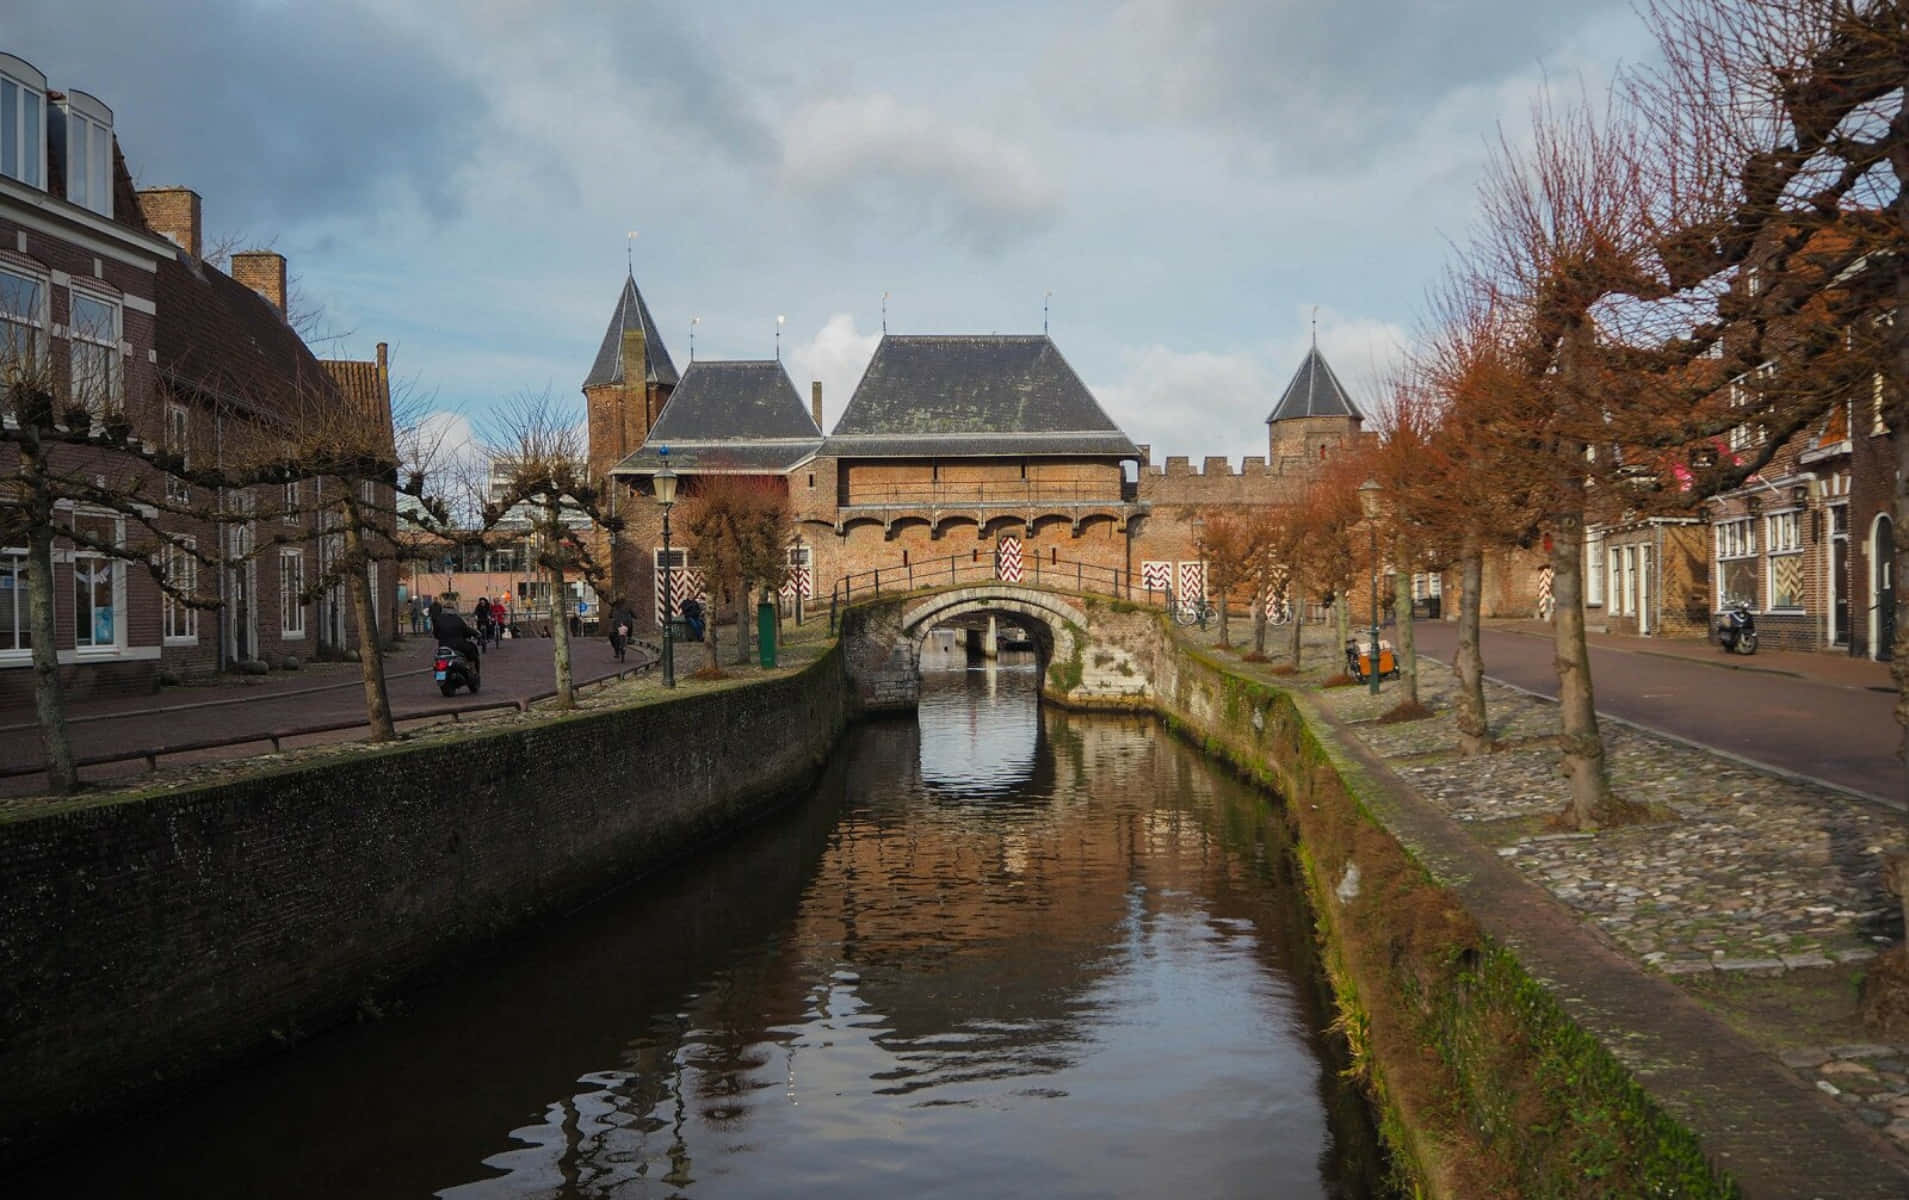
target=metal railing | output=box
[827,551,1186,633]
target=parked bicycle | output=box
[1167,587,1218,628]
[1265,597,1294,626]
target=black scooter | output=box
[1716,602,1758,655]
[434,644,481,696]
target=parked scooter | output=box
[433,644,481,696]
[1716,601,1758,655]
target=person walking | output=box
[608,600,636,663]
[493,595,511,640]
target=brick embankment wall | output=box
[0,645,849,1165]
[1147,630,1735,1197]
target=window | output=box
[163,537,197,643]
[1767,510,1803,610]
[0,265,45,376]
[1727,378,1751,453]
[280,550,305,637]
[283,480,299,523]
[1584,532,1605,606]
[1744,264,1761,297]
[0,549,28,652]
[1875,372,1891,437]
[1716,517,1756,608]
[68,289,119,415]
[70,512,121,651]
[165,404,190,502]
[58,95,113,217]
[0,56,46,189]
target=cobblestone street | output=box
[1282,624,1909,1152]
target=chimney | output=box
[811,380,823,432]
[231,251,287,316]
[135,187,201,258]
[376,341,388,372]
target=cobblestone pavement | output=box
[1304,644,1909,1151]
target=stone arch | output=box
[902,586,1090,674]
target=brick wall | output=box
[0,646,849,1162]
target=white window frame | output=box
[0,55,47,190]
[1875,371,1890,437]
[280,548,306,638]
[59,94,113,218]
[67,285,120,418]
[1584,532,1605,606]
[1726,378,1751,453]
[1765,509,1804,611]
[0,547,29,657]
[162,536,197,644]
[0,263,48,384]
[283,479,300,524]
[69,508,125,654]
[165,403,190,502]
[1715,517,1758,609]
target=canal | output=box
[18,657,1387,1197]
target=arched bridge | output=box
[834,565,1165,712]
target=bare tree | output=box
[1193,508,1271,648]
[486,390,615,708]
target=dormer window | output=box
[54,90,112,217]
[0,53,47,190]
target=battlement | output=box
[1143,454,1274,479]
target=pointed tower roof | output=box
[582,273,679,390]
[1266,345,1362,423]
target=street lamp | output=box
[654,447,678,689]
[1359,478,1383,697]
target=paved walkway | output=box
[1195,621,1909,1196]
[0,633,655,796]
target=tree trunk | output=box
[1393,536,1418,707]
[1335,590,1350,662]
[704,605,720,672]
[340,518,396,741]
[1288,597,1303,669]
[1455,534,1491,755]
[1217,583,1231,646]
[1894,187,1909,799]
[734,581,752,666]
[548,575,575,709]
[1552,500,1633,827]
[1251,578,1268,656]
[24,467,76,791]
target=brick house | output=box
[0,48,395,709]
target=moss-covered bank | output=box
[1155,635,1737,1198]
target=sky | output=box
[9,0,1656,467]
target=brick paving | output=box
[1189,618,1909,1195]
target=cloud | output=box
[781,94,1063,253]
[786,314,882,432]
[1092,306,1408,467]
[10,0,487,231]
[1047,0,1637,163]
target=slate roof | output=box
[611,360,822,476]
[822,334,1138,459]
[153,252,341,418]
[582,273,679,390]
[1266,346,1363,423]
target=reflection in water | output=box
[8,665,1387,1199]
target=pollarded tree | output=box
[679,474,793,669]
[1193,507,1271,648]
[486,389,618,707]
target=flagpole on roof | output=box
[1044,290,1052,335]
[690,316,699,363]
[627,230,637,275]
[882,291,889,335]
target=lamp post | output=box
[793,531,806,626]
[654,448,678,689]
[1359,478,1383,697]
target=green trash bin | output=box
[757,599,777,668]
